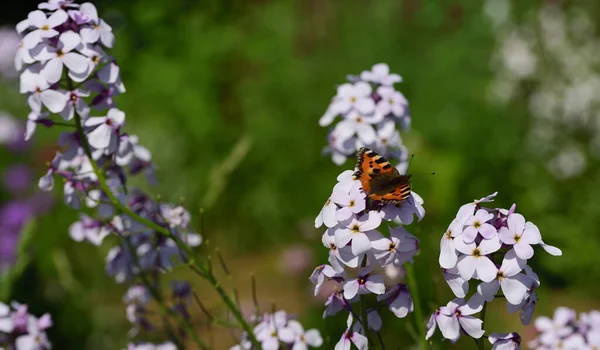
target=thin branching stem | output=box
[73,113,261,349]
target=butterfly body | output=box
[353,147,411,204]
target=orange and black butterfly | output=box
[353,147,411,205]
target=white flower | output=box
[310,264,344,296]
[343,267,385,299]
[322,229,359,270]
[380,191,425,225]
[334,315,368,350]
[20,69,69,113]
[455,236,501,282]
[315,197,338,228]
[437,296,485,341]
[84,108,125,151]
[462,208,498,242]
[254,311,289,350]
[278,320,323,350]
[377,283,413,318]
[15,315,52,350]
[442,267,469,298]
[477,249,531,305]
[426,309,442,340]
[334,211,382,256]
[372,225,419,266]
[376,86,407,117]
[498,213,542,260]
[360,63,402,86]
[330,82,375,115]
[488,332,522,350]
[333,111,378,145]
[59,88,90,120]
[332,185,366,221]
[439,217,466,269]
[33,31,89,84]
[0,303,13,333]
[38,0,79,11]
[69,214,112,245]
[78,3,115,48]
[22,10,68,48]
[533,307,577,347]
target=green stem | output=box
[478,302,488,350]
[73,114,261,349]
[405,263,426,350]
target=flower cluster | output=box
[0,301,53,349]
[427,192,562,344]
[0,113,54,272]
[311,168,424,346]
[529,307,600,350]
[320,63,411,166]
[14,0,205,347]
[15,0,201,282]
[231,310,323,350]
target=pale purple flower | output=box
[33,31,89,84]
[333,111,378,145]
[376,86,407,118]
[463,208,498,243]
[19,69,68,113]
[437,295,485,341]
[323,290,348,318]
[374,119,402,152]
[334,211,382,256]
[69,214,112,245]
[488,332,522,350]
[426,308,441,340]
[343,267,385,299]
[380,191,425,225]
[377,283,413,318]
[84,107,125,151]
[315,197,338,228]
[322,229,359,271]
[310,264,344,296]
[477,249,531,305]
[371,225,419,266]
[533,307,577,347]
[59,88,90,120]
[455,236,501,282]
[22,10,68,48]
[278,320,323,350]
[254,311,289,350]
[499,213,542,260]
[332,185,366,221]
[330,82,375,115]
[439,218,465,269]
[14,313,53,350]
[78,3,115,48]
[442,267,469,298]
[334,314,368,350]
[360,63,402,86]
[0,27,20,78]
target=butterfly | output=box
[353,147,411,205]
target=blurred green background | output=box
[1,0,599,349]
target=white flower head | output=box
[360,63,402,86]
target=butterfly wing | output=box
[354,147,411,204]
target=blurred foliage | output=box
[1,0,600,349]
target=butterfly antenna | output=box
[406,154,415,174]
